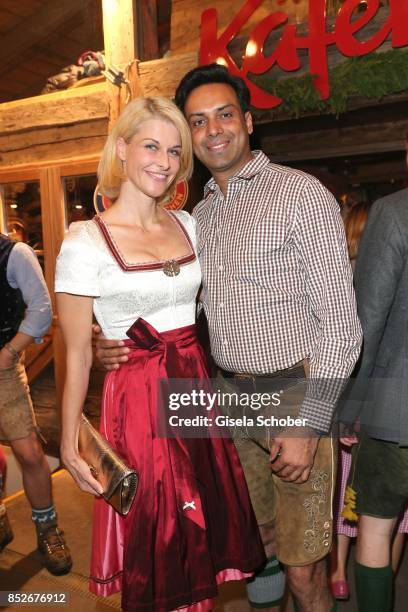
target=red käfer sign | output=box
[200,0,408,109]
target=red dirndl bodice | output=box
[90,318,265,611]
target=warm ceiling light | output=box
[245,40,258,57]
[75,204,83,210]
[10,203,17,209]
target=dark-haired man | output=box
[96,64,362,611]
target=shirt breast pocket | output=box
[229,220,289,278]
[254,218,288,252]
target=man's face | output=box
[184,82,253,180]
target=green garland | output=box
[253,48,408,117]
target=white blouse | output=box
[55,210,201,338]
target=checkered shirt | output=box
[193,151,362,432]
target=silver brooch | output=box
[163,260,180,277]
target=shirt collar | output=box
[203,150,270,197]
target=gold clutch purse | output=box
[78,415,138,515]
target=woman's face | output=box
[117,118,182,200]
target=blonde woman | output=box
[55,98,264,611]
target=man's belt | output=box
[220,360,309,392]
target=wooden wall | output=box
[0,83,108,168]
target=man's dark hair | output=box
[175,64,251,115]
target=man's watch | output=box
[4,342,20,359]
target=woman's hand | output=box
[340,434,358,447]
[340,419,360,447]
[61,447,104,496]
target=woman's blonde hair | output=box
[344,201,371,261]
[98,97,193,202]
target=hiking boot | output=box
[0,504,13,551]
[37,524,72,575]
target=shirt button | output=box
[222,339,228,346]
[218,264,224,272]
[219,302,224,308]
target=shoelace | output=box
[40,528,66,552]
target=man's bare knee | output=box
[10,432,46,470]
[287,563,313,586]
[286,559,327,590]
[359,515,396,538]
[357,515,397,567]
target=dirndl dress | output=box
[89,317,265,611]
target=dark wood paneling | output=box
[138,0,159,60]
[0,0,45,18]
[0,0,84,72]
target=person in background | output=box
[330,201,408,600]
[340,133,408,611]
[344,201,371,269]
[0,233,72,574]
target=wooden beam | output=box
[0,155,101,176]
[0,120,107,153]
[0,0,84,73]
[0,120,108,166]
[40,166,66,410]
[269,140,406,162]
[40,167,65,304]
[102,0,138,66]
[0,83,108,135]
[102,0,142,128]
[138,52,198,99]
[0,132,107,167]
[262,119,407,163]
